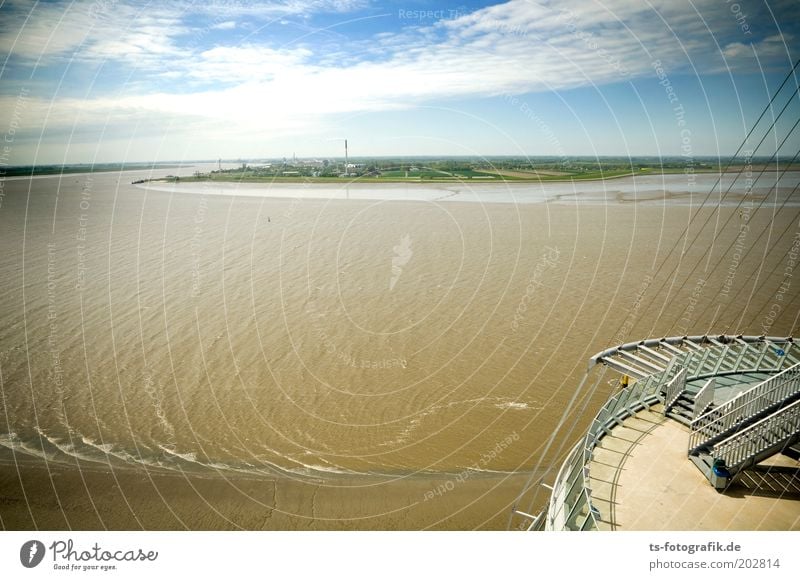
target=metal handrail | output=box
[689,363,800,452]
[546,439,597,531]
[713,398,800,472]
[663,367,687,415]
[692,378,715,421]
[542,336,797,530]
[545,373,662,530]
[590,336,797,378]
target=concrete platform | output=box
[587,407,800,530]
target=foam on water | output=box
[494,402,530,410]
[0,432,55,462]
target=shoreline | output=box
[6,164,793,184]
[148,166,779,186]
[134,172,800,207]
[153,171,642,185]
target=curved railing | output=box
[545,439,593,530]
[591,335,798,380]
[542,335,797,531]
[545,372,664,530]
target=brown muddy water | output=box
[1,169,798,529]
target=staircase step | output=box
[782,445,800,461]
[667,413,692,427]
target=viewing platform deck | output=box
[514,335,800,531]
[588,404,800,530]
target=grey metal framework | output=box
[713,398,800,473]
[590,335,798,380]
[514,335,799,532]
[688,363,800,453]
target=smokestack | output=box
[345,139,348,172]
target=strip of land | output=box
[8,157,796,185]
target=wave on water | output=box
[0,428,518,479]
[493,402,531,410]
[0,432,59,462]
[380,396,540,447]
[289,463,364,476]
[0,428,345,479]
[0,424,398,480]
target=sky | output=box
[0,0,798,164]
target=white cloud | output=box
[0,0,199,75]
[1,0,797,162]
[723,33,794,59]
[187,45,314,82]
[0,0,370,65]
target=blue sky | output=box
[0,0,798,164]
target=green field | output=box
[378,167,499,179]
[14,156,787,185]
[167,156,778,185]
[168,165,641,184]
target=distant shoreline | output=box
[4,161,796,184]
[153,171,639,185]
[148,164,796,186]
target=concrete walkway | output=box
[587,405,800,530]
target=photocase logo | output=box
[20,540,45,568]
[389,234,413,290]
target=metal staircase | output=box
[685,362,800,486]
[512,336,799,531]
[712,399,800,477]
[688,362,800,452]
[597,338,800,488]
[664,377,716,425]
